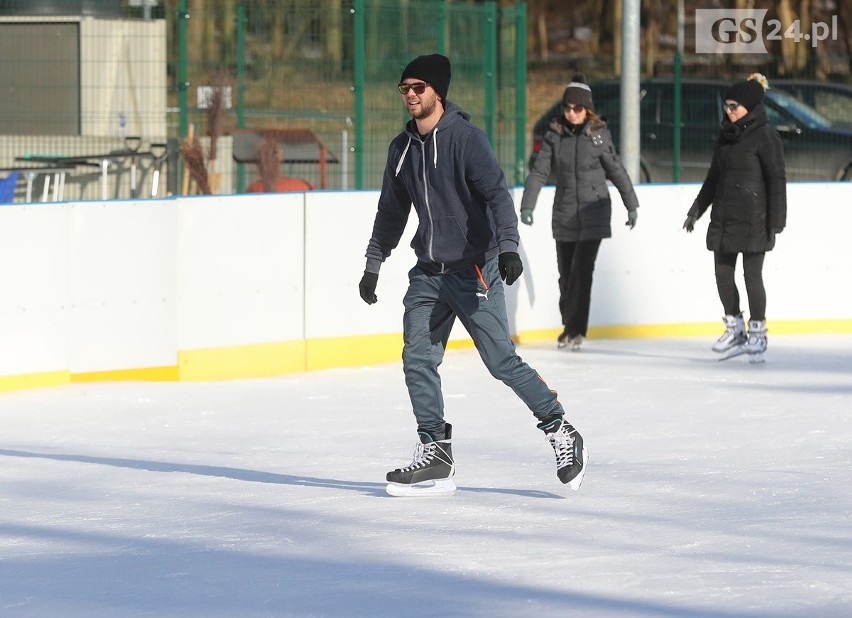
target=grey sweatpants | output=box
[401,257,565,438]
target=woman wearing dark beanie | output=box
[683,73,787,363]
[520,72,640,350]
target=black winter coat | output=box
[521,117,639,242]
[689,105,787,253]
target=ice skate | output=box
[712,314,746,353]
[557,327,570,349]
[745,319,767,364]
[386,423,456,497]
[537,416,588,491]
[570,334,584,351]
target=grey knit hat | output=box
[562,72,594,111]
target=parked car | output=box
[771,80,852,127]
[529,78,852,183]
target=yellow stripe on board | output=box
[3,319,850,394]
[72,365,180,383]
[307,333,404,371]
[517,319,852,345]
[0,370,69,394]
[178,340,306,381]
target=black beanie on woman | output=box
[724,73,768,112]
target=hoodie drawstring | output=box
[395,136,412,177]
[432,131,438,168]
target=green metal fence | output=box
[0,0,526,200]
[2,1,850,203]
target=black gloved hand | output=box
[498,251,523,286]
[683,215,697,233]
[520,209,534,226]
[626,209,638,229]
[359,271,378,305]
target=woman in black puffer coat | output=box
[683,73,787,363]
[520,73,640,350]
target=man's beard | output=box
[410,95,437,119]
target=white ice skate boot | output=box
[386,423,456,497]
[712,314,746,353]
[744,319,768,364]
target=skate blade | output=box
[717,345,746,361]
[568,447,589,492]
[748,352,765,364]
[386,478,457,497]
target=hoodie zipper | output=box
[419,132,445,272]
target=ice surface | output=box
[1,336,851,617]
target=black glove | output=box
[520,209,534,226]
[626,209,638,229]
[498,251,523,286]
[359,271,378,305]
[683,215,697,233]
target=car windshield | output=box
[766,90,832,129]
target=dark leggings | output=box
[556,239,602,337]
[714,251,766,321]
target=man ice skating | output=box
[358,54,588,496]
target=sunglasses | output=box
[563,104,585,113]
[724,102,742,111]
[398,82,429,95]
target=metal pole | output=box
[620,0,641,183]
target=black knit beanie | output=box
[725,74,768,112]
[562,72,594,111]
[400,54,451,100]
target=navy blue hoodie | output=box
[365,101,519,275]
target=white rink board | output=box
[177,193,305,350]
[1,182,851,384]
[514,182,852,328]
[303,190,417,339]
[67,200,178,373]
[507,184,720,332]
[0,205,69,375]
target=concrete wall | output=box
[1,182,850,392]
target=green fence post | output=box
[673,53,682,184]
[484,2,498,146]
[177,0,189,191]
[236,3,246,193]
[354,0,365,190]
[514,3,527,187]
[437,1,446,53]
[178,0,188,140]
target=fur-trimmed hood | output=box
[547,115,608,137]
